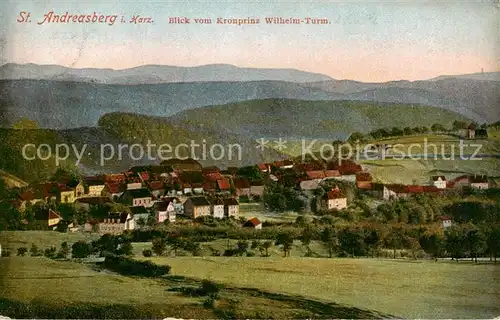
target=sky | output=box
[0,0,498,82]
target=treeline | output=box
[347,120,488,142]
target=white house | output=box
[431,176,447,189]
[211,198,225,219]
[441,216,452,229]
[155,200,176,223]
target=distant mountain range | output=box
[0,63,333,84]
[0,63,498,130]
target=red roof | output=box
[406,185,424,193]
[217,179,231,190]
[257,163,270,171]
[423,186,441,193]
[327,187,345,199]
[356,181,372,190]
[306,170,325,179]
[440,216,452,221]
[204,172,223,181]
[324,170,340,178]
[148,180,165,191]
[244,217,262,227]
[203,181,217,192]
[139,172,150,181]
[105,182,123,194]
[233,177,250,189]
[356,172,373,182]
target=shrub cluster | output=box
[102,254,171,277]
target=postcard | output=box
[0,1,499,319]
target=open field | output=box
[362,158,500,185]
[145,256,500,319]
[0,256,394,319]
[0,231,100,253]
[239,203,313,222]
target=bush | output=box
[30,244,42,257]
[1,249,11,257]
[142,249,153,257]
[102,254,171,277]
[17,247,28,256]
[44,246,57,258]
[72,241,91,259]
[246,251,255,257]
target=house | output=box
[306,170,325,180]
[16,190,44,212]
[317,187,348,211]
[383,184,410,200]
[470,175,489,190]
[223,198,239,218]
[323,170,341,179]
[120,188,153,207]
[154,200,176,223]
[216,179,232,193]
[243,217,262,229]
[210,198,225,219]
[126,182,143,190]
[451,175,471,189]
[356,172,373,189]
[148,180,165,198]
[431,176,447,189]
[183,196,211,219]
[83,178,106,196]
[257,163,271,173]
[203,181,218,194]
[467,123,476,139]
[58,184,76,203]
[102,182,124,200]
[34,209,62,229]
[130,206,150,226]
[75,196,113,211]
[441,216,453,229]
[274,160,294,169]
[233,177,251,197]
[162,197,184,215]
[192,183,204,195]
[86,213,135,235]
[300,179,321,191]
[250,181,265,197]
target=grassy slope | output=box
[170,99,472,139]
[360,134,500,184]
[145,256,500,319]
[2,231,499,319]
[0,256,393,319]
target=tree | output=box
[445,227,466,262]
[152,237,167,256]
[431,123,447,133]
[58,241,70,259]
[391,127,404,137]
[260,241,273,257]
[452,120,468,131]
[118,242,133,256]
[321,227,338,258]
[250,240,260,250]
[364,229,382,257]
[200,279,222,308]
[236,240,249,256]
[17,247,28,256]
[464,228,486,263]
[385,228,404,259]
[142,249,153,257]
[348,132,365,143]
[485,226,500,263]
[30,243,41,257]
[419,233,444,260]
[403,127,413,136]
[71,241,91,259]
[275,233,293,257]
[44,246,57,258]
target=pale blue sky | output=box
[1,0,498,81]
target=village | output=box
[3,152,495,235]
